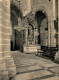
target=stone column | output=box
[25,28,28,44]
[48,22,51,47]
[0,0,16,79]
[50,21,54,47]
[0,1,9,80]
[48,20,55,47]
[35,28,38,44]
[53,0,56,20]
[58,0,59,58]
[48,0,56,47]
[53,0,56,47]
[55,0,59,60]
[34,28,36,44]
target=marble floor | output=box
[11,51,59,80]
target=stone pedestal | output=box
[5,57,16,78]
[0,59,9,80]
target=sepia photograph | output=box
[0,0,59,80]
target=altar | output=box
[24,44,41,53]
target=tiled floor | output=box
[11,51,59,80]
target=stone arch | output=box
[11,4,23,19]
[34,6,48,21]
[35,7,48,47]
[10,0,23,16]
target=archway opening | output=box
[10,4,23,51]
[35,11,48,48]
[11,11,18,51]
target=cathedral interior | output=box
[0,0,59,80]
[10,0,58,58]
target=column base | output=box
[55,52,59,61]
[0,59,9,80]
[5,57,16,78]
